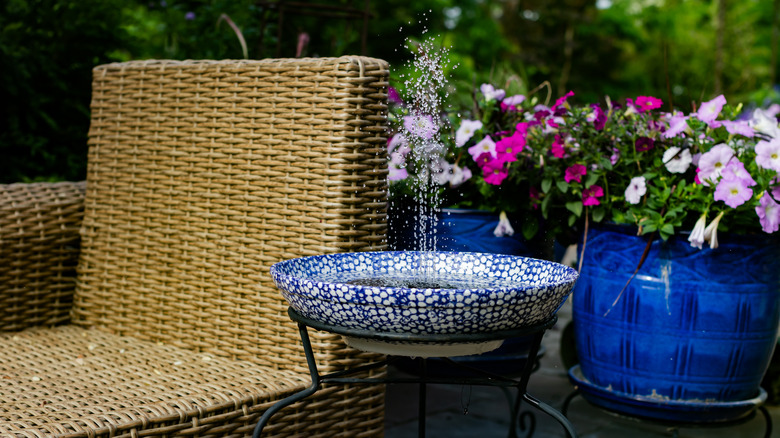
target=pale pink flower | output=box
[755,137,780,172]
[468,136,497,160]
[449,164,472,187]
[403,115,438,140]
[696,94,727,125]
[663,112,690,139]
[756,192,780,233]
[714,177,753,208]
[480,84,505,101]
[697,144,734,186]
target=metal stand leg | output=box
[418,358,427,438]
[759,405,773,438]
[253,323,320,438]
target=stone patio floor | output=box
[384,300,780,437]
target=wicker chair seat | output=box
[0,325,308,437]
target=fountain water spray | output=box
[395,36,451,257]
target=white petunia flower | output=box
[703,211,725,250]
[624,176,647,205]
[688,213,707,249]
[493,211,515,237]
[662,147,693,174]
[455,120,483,147]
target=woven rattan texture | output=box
[0,181,86,331]
[62,57,389,437]
[0,325,314,437]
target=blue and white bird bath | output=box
[271,251,578,357]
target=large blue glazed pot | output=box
[572,224,780,419]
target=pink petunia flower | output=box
[449,164,472,187]
[634,96,663,113]
[755,137,780,172]
[551,135,566,158]
[696,94,727,125]
[582,185,604,206]
[564,163,587,183]
[756,192,780,233]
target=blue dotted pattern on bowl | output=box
[271,251,579,335]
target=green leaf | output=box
[542,178,553,193]
[568,214,577,227]
[521,216,539,240]
[660,223,675,239]
[592,207,606,222]
[541,194,552,219]
[556,180,570,193]
[585,172,599,188]
[565,201,583,217]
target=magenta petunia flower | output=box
[582,185,604,206]
[551,135,566,158]
[495,131,525,162]
[388,87,403,106]
[756,192,780,233]
[714,176,753,208]
[552,91,574,110]
[635,137,655,152]
[482,157,509,185]
[635,96,663,113]
[696,94,727,125]
[589,104,606,130]
[564,163,587,183]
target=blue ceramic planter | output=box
[573,224,780,412]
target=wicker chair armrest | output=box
[0,181,86,331]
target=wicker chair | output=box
[0,57,389,437]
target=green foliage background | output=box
[1,0,778,182]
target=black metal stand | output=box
[253,308,578,438]
[562,389,773,438]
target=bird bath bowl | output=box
[271,251,578,357]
